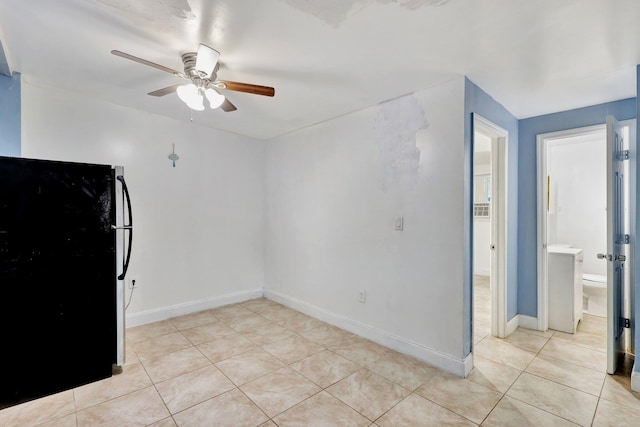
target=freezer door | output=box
[0,156,116,409]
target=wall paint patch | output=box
[375,94,428,191]
[280,0,451,27]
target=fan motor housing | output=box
[181,52,219,80]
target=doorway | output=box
[537,120,636,373]
[472,114,508,340]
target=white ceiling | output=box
[1,0,639,140]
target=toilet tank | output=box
[583,273,607,287]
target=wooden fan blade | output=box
[148,84,181,97]
[111,50,182,76]
[220,98,237,112]
[219,81,275,97]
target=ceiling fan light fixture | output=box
[176,83,204,111]
[191,97,205,111]
[195,44,220,78]
[111,45,274,113]
[204,88,225,109]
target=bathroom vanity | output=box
[548,246,583,333]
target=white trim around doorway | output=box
[536,124,607,332]
[473,114,509,339]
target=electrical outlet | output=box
[358,289,366,303]
[129,279,137,289]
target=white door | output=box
[605,115,627,374]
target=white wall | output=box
[548,134,606,276]
[20,77,474,373]
[264,79,469,374]
[21,81,265,325]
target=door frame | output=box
[536,120,636,333]
[536,124,605,331]
[473,114,508,338]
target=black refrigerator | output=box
[0,156,131,409]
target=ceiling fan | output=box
[111,44,275,112]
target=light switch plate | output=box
[358,289,366,303]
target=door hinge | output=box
[624,234,630,244]
[623,318,631,328]
[622,150,630,160]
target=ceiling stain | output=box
[95,0,195,26]
[280,0,451,27]
[392,0,452,10]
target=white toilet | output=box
[583,273,607,317]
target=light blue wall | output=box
[464,78,519,353]
[518,98,636,317]
[0,72,20,156]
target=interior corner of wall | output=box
[517,314,538,331]
[632,362,640,393]
[462,352,473,377]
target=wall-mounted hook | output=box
[168,143,179,167]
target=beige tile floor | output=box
[1,278,639,426]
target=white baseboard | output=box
[502,315,539,338]
[632,362,640,393]
[126,288,264,327]
[503,314,539,338]
[506,315,519,336]
[264,289,471,377]
[462,353,474,377]
[518,314,539,331]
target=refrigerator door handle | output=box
[116,175,133,281]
